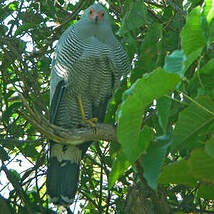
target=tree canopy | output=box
[1,0,214,213]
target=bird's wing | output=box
[49,80,66,124]
[111,39,130,84]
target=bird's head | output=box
[82,3,110,25]
[78,2,113,42]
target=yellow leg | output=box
[77,96,98,127]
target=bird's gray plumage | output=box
[47,2,130,206]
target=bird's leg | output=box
[77,96,98,127]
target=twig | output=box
[0,137,42,144]
[26,0,91,59]
[79,190,99,209]
[54,0,90,30]
[144,0,165,8]
[96,143,104,212]
[167,0,186,17]
[170,202,214,213]
[0,160,33,214]
[147,9,179,32]
[20,94,118,146]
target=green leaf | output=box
[108,126,153,188]
[37,57,51,73]
[139,126,154,154]
[198,59,214,91]
[8,1,19,11]
[9,169,20,181]
[117,68,181,162]
[2,102,22,124]
[157,97,172,133]
[108,151,130,189]
[119,0,147,34]
[159,159,197,186]
[136,22,163,74]
[0,146,9,161]
[0,25,8,35]
[181,7,206,56]
[171,96,214,151]
[205,136,214,158]
[184,48,203,73]
[19,143,39,160]
[164,50,186,78]
[189,148,214,183]
[124,125,154,163]
[208,18,214,43]
[188,59,214,97]
[203,0,214,24]
[15,23,35,36]
[198,184,214,200]
[142,142,169,190]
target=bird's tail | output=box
[46,142,81,206]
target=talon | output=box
[83,117,98,127]
[90,117,98,122]
[77,96,98,128]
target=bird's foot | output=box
[83,117,98,127]
[77,96,98,127]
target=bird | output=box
[46,2,130,206]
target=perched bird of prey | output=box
[47,2,130,206]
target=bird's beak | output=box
[95,14,98,24]
[90,10,104,24]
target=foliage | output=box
[1,0,214,213]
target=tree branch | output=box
[0,160,33,214]
[167,0,186,17]
[20,95,118,146]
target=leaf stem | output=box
[179,91,214,116]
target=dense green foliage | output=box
[1,0,214,213]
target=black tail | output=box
[46,143,81,205]
[47,80,92,206]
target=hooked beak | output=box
[95,15,98,24]
[89,9,104,24]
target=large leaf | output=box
[200,0,214,44]
[181,7,206,56]
[157,97,172,133]
[119,0,147,35]
[136,22,163,75]
[108,151,130,189]
[117,68,181,162]
[109,126,154,188]
[189,148,214,182]
[205,136,214,158]
[183,48,203,73]
[126,125,154,163]
[109,69,180,188]
[159,159,197,186]
[198,184,214,200]
[171,96,214,151]
[142,142,169,190]
[164,50,186,78]
[188,58,214,97]
[203,0,214,24]
[198,59,214,91]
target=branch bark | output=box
[20,95,118,146]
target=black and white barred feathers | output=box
[47,2,130,206]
